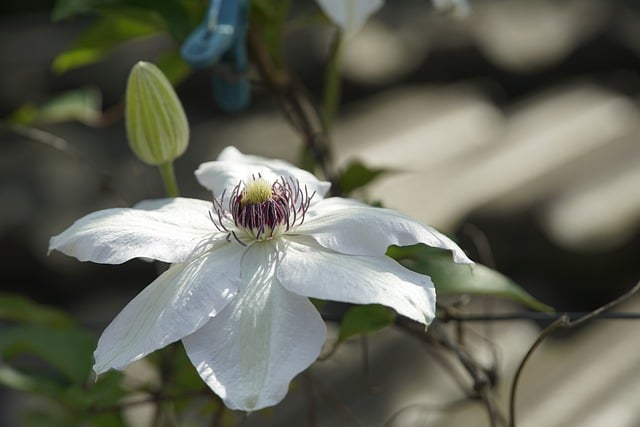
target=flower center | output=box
[232,178,290,240]
[210,175,314,244]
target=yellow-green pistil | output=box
[241,178,273,206]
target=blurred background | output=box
[1,0,640,426]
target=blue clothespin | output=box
[181,0,250,112]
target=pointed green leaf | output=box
[38,87,102,125]
[9,88,102,126]
[338,161,387,195]
[338,304,396,342]
[125,0,192,41]
[388,245,553,312]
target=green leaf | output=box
[52,14,160,73]
[52,0,117,21]
[20,407,71,427]
[388,245,553,312]
[338,161,387,195]
[0,325,95,385]
[9,88,102,126]
[7,104,39,124]
[125,0,192,41]
[0,294,95,388]
[0,293,73,327]
[62,370,127,411]
[0,294,128,426]
[338,304,396,342]
[0,365,62,395]
[19,374,128,427]
[39,87,102,125]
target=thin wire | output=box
[508,279,640,427]
[440,311,640,322]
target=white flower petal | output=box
[195,146,330,200]
[94,243,243,374]
[49,198,218,264]
[183,242,326,411]
[316,0,384,34]
[298,197,472,264]
[279,237,435,325]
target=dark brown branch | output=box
[396,318,504,427]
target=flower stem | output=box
[158,161,180,198]
[322,28,343,131]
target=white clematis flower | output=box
[316,0,384,34]
[49,146,472,411]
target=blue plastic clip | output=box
[181,0,250,112]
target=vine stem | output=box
[158,161,180,198]
[322,28,343,131]
[438,310,640,322]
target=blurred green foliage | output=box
[50,0,202,82]
[0,294,127,426]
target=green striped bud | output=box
[125,61,189,165]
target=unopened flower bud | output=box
[125,61,189,165]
